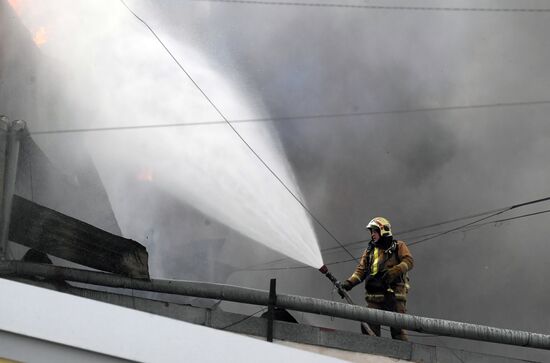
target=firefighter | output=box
[341,217,413,341]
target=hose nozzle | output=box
[317,263,376,336]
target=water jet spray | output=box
[318,264,375,336]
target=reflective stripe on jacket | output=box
[347,240,413,294]
[365,292,407,303]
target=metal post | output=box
[267,278,276,342]
[0,118,25,260]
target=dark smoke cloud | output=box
[156,3,550,360]
[4,0,550,360]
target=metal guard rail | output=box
[1,261,549,350]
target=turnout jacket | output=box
[346,239,413,297]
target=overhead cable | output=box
[407,195,550,247]
[119,0,357,262]
[246,194,550,269]
[193,0,550,13]
[219,307,268,330]
[460,207,550,233]
[244,204,550,271]
[30,99,550,136]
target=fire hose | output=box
[318,264,376,336]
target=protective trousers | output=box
[366,298,408,341]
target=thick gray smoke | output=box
[156,2,550,361]
[3,0,550,361]
[3,0,324,269]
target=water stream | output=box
[14,0,324,268]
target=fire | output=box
[7,0,23,15]
[32,27,47,47]
[7,0,48,47]
[137,169,154,182]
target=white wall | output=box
[0,278,345,363]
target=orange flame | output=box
[7,0,23,15]
[137,169,154,182]
[32,27,48,47]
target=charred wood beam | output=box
[9,195,149,278]
[0,118,25,259]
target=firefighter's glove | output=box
[338,280,353,299]
[382,266,402,285]
[340,280,353,291]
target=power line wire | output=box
[392,207,507,236]
[193,0,550,13]
[244,204,550,271]
[460,207,550,233]
[329,195,550,244]
[29,99,550,136]
[246,195,550,269]
[319,230,440,259]
[245,204,510,268]
[219,307,268,330]
[408,195,550,247]
[119,0,357,262]
[404,210,506,247]
[231,194,550,269]
[327,195,550,249]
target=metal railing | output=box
[1,260,549,350]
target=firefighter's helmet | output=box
[366,217,392,237]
